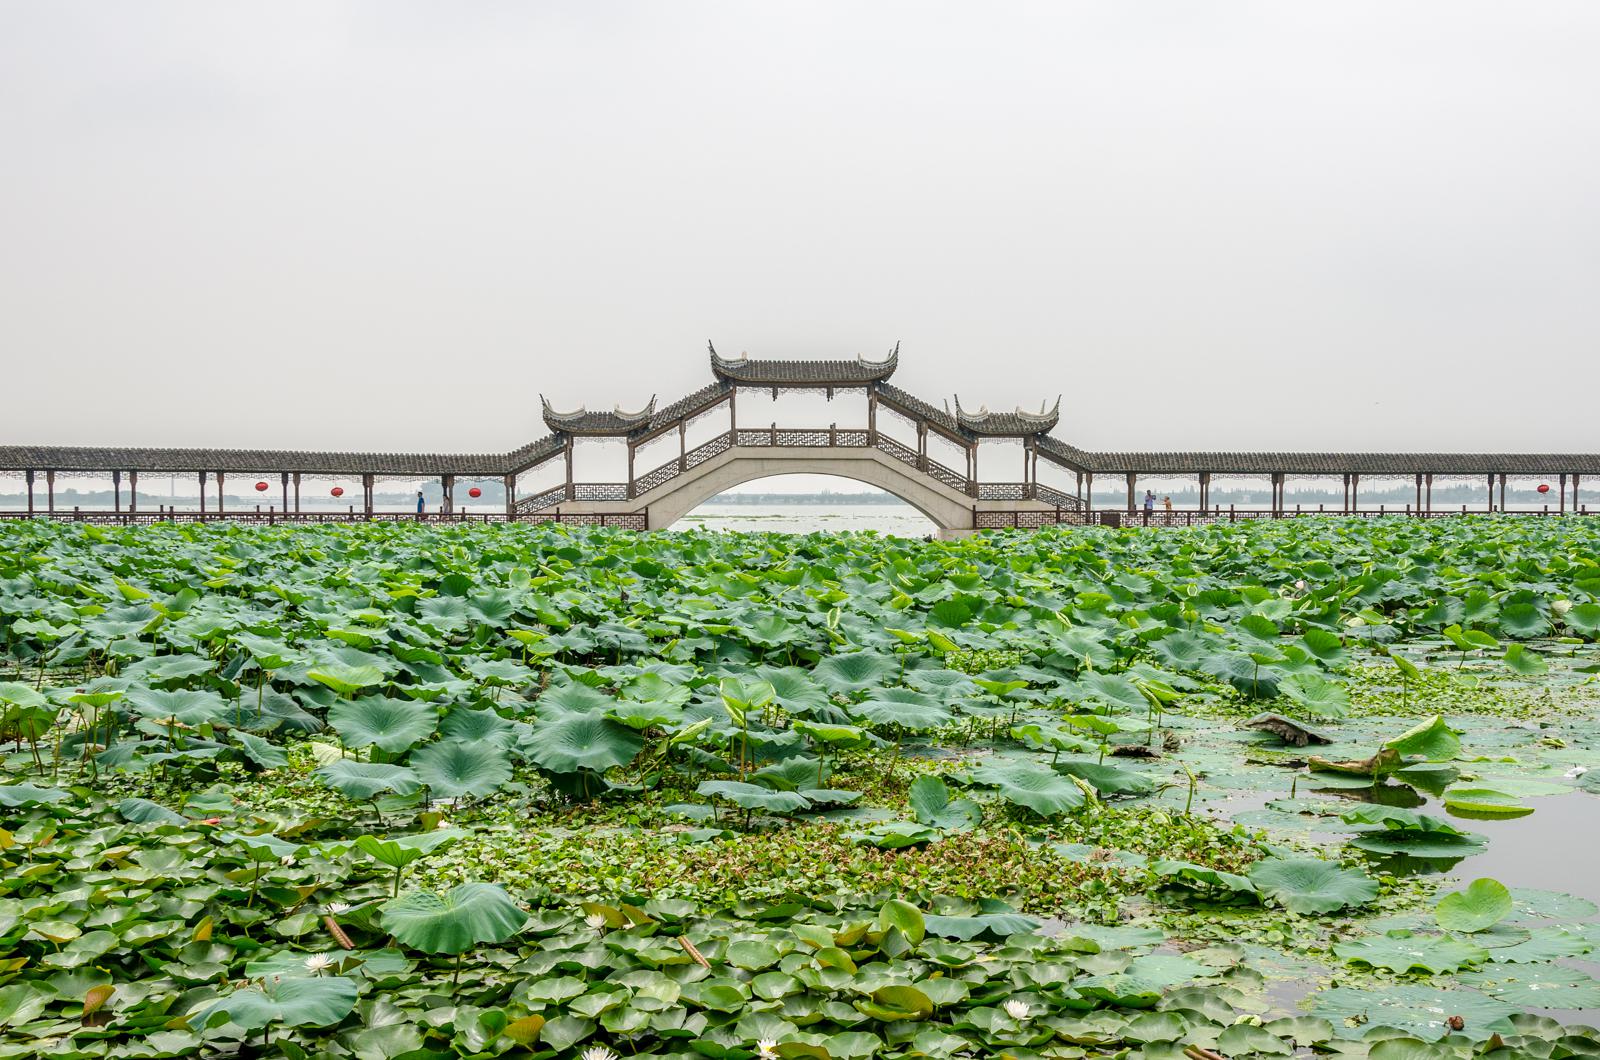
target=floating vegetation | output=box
[1,516,1599,1056]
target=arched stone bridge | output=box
[2,344,1597,532]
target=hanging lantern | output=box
[331,486,345,498]
[1538,483,1551,494]
[254,481,268,492]
[468,487,483,498]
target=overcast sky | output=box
[2,2,1597,457]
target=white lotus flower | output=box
[279,855,297,867]
[326,901,352,915]
[580,1048,618,1060]
[1566,766,1589,778]
[1003,998,1030,1021]
[1294,579,1308,591]
[756,1039,780,1059]
[304,953,334,973]
[585,913,609,930]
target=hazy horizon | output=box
[3,2,1598,457]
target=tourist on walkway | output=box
[416,490,426,520]
[1143,489,1155,524]
[1162,495,1173,524]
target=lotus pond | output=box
[3,516,1600,1059]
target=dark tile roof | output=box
[953,396,1060,436]
[0,437,565,477]
[874,383,960,434]
[1036,435,1096,470]
[1074,451,1600,476]
[649,382,731,431]
[709,342,898,385]
[540,396,656,435]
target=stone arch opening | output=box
[675,473,940,535]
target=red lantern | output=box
[331,486,345,498]
[1537,483,1551,494]
[254,481,268,492]
[468,487,482,498]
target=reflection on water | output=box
[678,503,939,536]
[1451,792,1600,911]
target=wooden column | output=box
[1499,473,1507,512]
[1487,473,1494,512]
[1084,471,1094,514]
[1575,474,1582,514]
[1352,474,1360,512]
[216,472,225,514]
[362,474,374,517]
[1560,473,1567,514]
[917,422,928,470]
[504,474,515,517]
[293,472,301,512]
[47,470,55,513]
[26,470,35,514]
[1425,473,1433,513]
[1414,473,1422,513]
[442,474,454,514]
[198,471,206,514]
[729,387,738,432]
[626,444,636,499]
[563,437,575,501]
[1199,472,1209,510]
[281,472,290,514]
[1342,473,1350,513]
[112,470,122,512]
[678,421,687,472]
[1125,472,1136,511]
[867,388,878,445]
[1272,473,1284,514]
[129,470,138,512]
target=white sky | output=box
[2,1,1598,460]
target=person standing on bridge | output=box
[416,490,426,521]
[1143,489,1155,524]
[1162,495,1173,524]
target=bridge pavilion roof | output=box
[952,396,1061,437]
[539,396,657,436]
[709,343,898,386]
